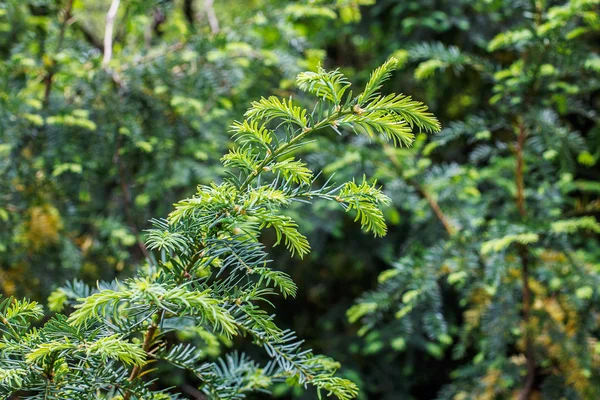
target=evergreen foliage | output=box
[0,59,438,399]
[346,0,600,398]
[2,0,599,398]
[0,0,355,300]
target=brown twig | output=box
[381,142,456,237]
[514,119,536,400]
[123,314,160,400]
[122,248,203,398]
[181,384,207,399]
[417,186,456,237]
[517,244,535,400]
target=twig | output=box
[103,0,121,69]
[515,120,527,217]
[122,250,203,398]
[418,186,456,237]
[381,142,456,236]
[181,384,207,399]
[123,313,161,400]
[183,0,196,27]
[204,0,220,34]
[517,244,535,400]
[514,119,535,400]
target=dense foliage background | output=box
[1,0,599,399]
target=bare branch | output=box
[204,0,220,34]
[103,0,121,69]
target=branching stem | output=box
[381,142,456,236]
[123,311,162,400]
[515,119,535,400]
[238,109,351,191]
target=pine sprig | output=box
[230,120,275,151]
[364,93,441,133]
[336,180,392,237]
[245,96,309,129]
[0,297,44,338]
[338,112,416,147]
[297,66,351,105]
[253,210,311,258]
[269,158,314,184]
[357,57,398,105]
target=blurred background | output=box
[1,0,599,398]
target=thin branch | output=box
[514,119,535,400]
[381,142,457,236]
[517,244,535,400]
[123,312,161,400]
[122,246,204,399]
[417,185,457,237]
[103,0,121,69]
[181,384,207,399]
[204,0,220,34]
[515,120,527,217]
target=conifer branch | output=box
[124,312,161,400]
[0,58,440,400]
[381,142,455,236]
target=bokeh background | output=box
[1,0,600,398]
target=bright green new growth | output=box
[0,59,439,399]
